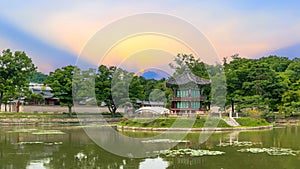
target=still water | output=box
[0,125,299,169]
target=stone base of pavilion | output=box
[167,110,209,118]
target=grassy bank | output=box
[118,118,231,128]
[119,117,271,128]
[234,117,270,127]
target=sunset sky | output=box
[0,0,299,76]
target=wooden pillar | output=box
[200,86,202,111]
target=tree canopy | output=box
[45,65,78,117]
[0,49,36,110]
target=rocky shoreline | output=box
[0,118,121,125]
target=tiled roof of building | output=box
[167,68,211,85]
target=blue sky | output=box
[0,0,299,74]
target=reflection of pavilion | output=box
[167,69,211,115]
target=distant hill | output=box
[266,42,300,59]
[141,70,170,80]
[29,71,48,83]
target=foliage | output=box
[29,71,48,83]
[72,68,96,103]
[95,65,148,116]
[280,90,300,117]
[45,65,78,117]
[169,53,209,78]
[0,49,36,110]
[25,93,44,104]
[224,54,295,115]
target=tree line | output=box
[1,49,299,118]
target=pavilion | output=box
[167,68,211,115]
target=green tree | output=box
[72,68,96,104]
[95,65,148,116]
[0,49,36,110]
[223,54,248,113]
[169,53,209,78]
[129,75,145,102]
[25,93,44,105]
[45,65,79,117]
[281,90,300,116]
[95,65,126,116]
[224,54,290,114]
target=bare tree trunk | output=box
[68,106,72,117]
[231,99,234,113]
[0,92,3,111]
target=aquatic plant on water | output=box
[237,147,300,156]
[217,141,262,147]
[141,139,190,143]
[15,141,63,145]
[155,148,225,157]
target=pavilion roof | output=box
[167,68,211,85]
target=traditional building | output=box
[28,83,59,105]
[167,69,211,114]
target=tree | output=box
[95,65,123,116]
[169,53,209,78]
[45,65,78,117]
[95,65,147,116]
[72,68,96,104]
[281,90,300,116]
[25,93,44,105]
[0,49,36,110]
[129,75,145,102]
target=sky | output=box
[0,0,299,76]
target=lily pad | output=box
[238,147,300,156]
[156,148,225,157]
[15,141,63,145]
[217,141,262,147]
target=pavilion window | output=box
[190,90,200,97]
[191,101,200,109]
[176,90,188,97]
[176,101,188,108]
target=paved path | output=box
[223,118,240,127]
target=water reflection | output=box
[139,157,169,169]
[27,158,49,169]
[0,126,299,169]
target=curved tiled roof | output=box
[167,68,211,85]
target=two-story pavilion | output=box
[167,69,211,114]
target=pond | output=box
[0,125,299,169]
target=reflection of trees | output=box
[1,126,300,168]
[0,131,58,169]
[46,140,142,169]
[0,134,29,169]
[0,128,143,169]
